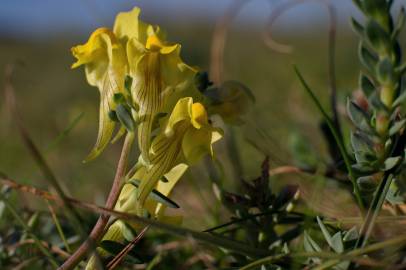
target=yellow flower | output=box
[116,7,199,165]
[135,97,222,210]
[71,28,127,161]
[72,7,201,163]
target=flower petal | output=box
[113,7,152,44]
[182,128,213,165]
[72,28,127,161]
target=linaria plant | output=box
[2,1,406,270]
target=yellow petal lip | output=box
[71,27,117,69]
[146,34,179,54]
[191,102,208,129]
[113,7,141,40]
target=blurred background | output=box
[0,0,405,228]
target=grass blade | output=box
[293,66,365,211]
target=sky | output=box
[0,0,402,40]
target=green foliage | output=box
[1,0,406,269]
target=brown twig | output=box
[106,226,149,270]
[59,131,134,270]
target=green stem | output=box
[294,66,365,211]
[355,174,393,249]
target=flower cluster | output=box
[72,7,226,268]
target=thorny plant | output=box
[1,0,406,269]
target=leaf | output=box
[357,175,378,193]
[351,131,374,154]
[359,43,378,75]
[376,58,395,85]
[347,99,372,132]
[113,93,126,104]
[334,261,350,270]
[331,232,344,253]
[128,179,180,209]
[108,110,119,122]
[317,217,334,249]
[100,240,125,255]
[303,231,321,252]
[122,222,137,242]
[100,240,142,263]
[351,18,364,37]
[116,104,135,132]
[393,89,406,107]
[343,227,358,242]
[389,119,406,136]
[124,75,133,94]
[352,163,376,174]
[392,7,405,39]
[365,19,390,54]
[359,73,375,97]
[382,156,402,171]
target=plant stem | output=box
[59,132,134,270]
[355,174,393,249]
[294,66,365,211]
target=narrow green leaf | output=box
[317,217,335,250]
[128,179,180,209]
[392,7,405,39]
[357,176,378,193]
[365,19,391,54]
[382,156,402,171]
[347,99,372,132]
[124,75,133,94]
[113,93,126,104]
[376,58,395,85]
[351,18,364,37]
[359,73,375,97]
[351,132,376,164]
[116,104,135,132]
[331,232,344,253]
[303,231,321,252]
[389,119,406,136]
[122,222,137,242]
[100,240,143,263]
[393,89,406,107]
[359,174,394,248]
[359,43,378,75]
[294,66,365,210]
[108,110,119,122]
[343,227,358,242]
[352,163,376,174]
